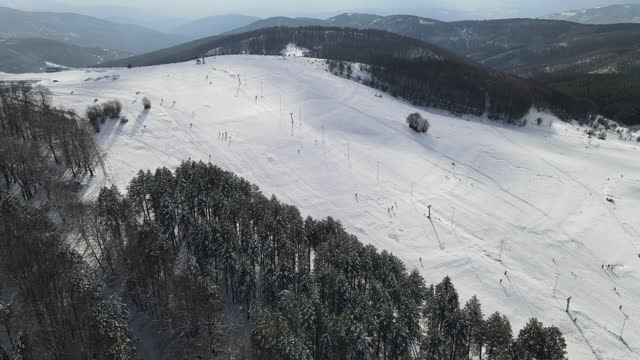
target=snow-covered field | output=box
[3,55,640,359]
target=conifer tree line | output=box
[0,84,98,200]
[77,161,567,359]
[537,73,640,126]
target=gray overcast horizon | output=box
[2,0,640,20]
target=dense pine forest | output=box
[537,73,640,127]
[0,79,570,359]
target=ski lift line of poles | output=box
[272,105,452,236]
[279,119,456,245]
[286,113,384,187]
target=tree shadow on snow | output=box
[132,109,150,135]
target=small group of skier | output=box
[219,131,231,141]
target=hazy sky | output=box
[3,0,640,18]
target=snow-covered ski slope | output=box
[3,55,639,359]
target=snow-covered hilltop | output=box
[3,55,639,359]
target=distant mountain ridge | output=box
[0,6,188,53]
[224,13,443,34]
[173,14,261,38]
[226,16,328,33]
[227,13,640,76]
[543,4,640,24]
[0,36,130,73]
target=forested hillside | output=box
[0,36,130,73]
[101,26,457,67]
[537,73,640,126]
[226,14,640,76]
[367,19,640,76]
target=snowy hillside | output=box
[2,55,639,359]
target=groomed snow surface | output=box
[2,55,639,359]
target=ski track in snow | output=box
[3,55,640,359]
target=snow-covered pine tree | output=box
[463,294,485,359]
[483,312,513,359]
[514,318,567,360]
